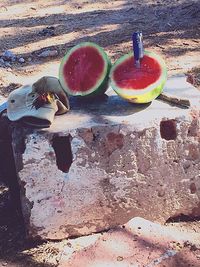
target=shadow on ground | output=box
[0,0,199,67]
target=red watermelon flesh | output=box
[110,51,167,103]
[59,42,111,97]
[113,55,161,90]
[63,47,105,92]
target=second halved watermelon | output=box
[59,42,111,97]
[110,51,167,103]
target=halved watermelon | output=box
[110,51,167,103]
[59,42,111,97]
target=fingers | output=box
[56,91,70,110]
[32,77,46,93]
[32,76,70,110]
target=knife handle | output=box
[132,31,144,67]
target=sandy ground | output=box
[0,0,200,94]
[0,0,200,266]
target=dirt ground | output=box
[0,0,200,266]
[0,0,200,94]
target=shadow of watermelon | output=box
[69,93,151,117]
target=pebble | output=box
[39,26,55,36]
[18,57,25,63]
[47,26,55,30]
[11,56,16,62]
[117,256,124,261]
[28,57,32,62]
[4,62,11,68]
[38,50,58,58]
[2,50,16,61]
[0,58,5,64]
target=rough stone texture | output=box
[59,217,200,267]
[12,75,200,240]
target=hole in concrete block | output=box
[160,120,177,140]
[52,135,73,173]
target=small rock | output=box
[0,58,5,64]
[38,50,58,58]
[18,57,25,63]
[4,62,11,68]
[187,74,196,85]
[47,26,55,30]
[39,26,55,36]
[28,57,32,62]
[67,242,72,247]
[2,50,16,61]
[11,56,16,62]
[117,256,124,261]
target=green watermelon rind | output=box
[110,51,167,103]
[59,42,111,97]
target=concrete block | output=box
[12,75,200,240]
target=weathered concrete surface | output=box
[12,75,200,239]
[59,217,200,267]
